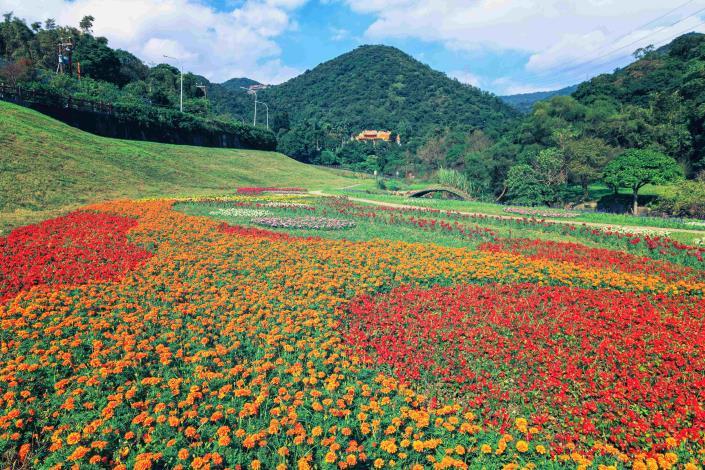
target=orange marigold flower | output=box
[68,445,89,461]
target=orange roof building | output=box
[355,130,392,142]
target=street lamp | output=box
[163,55,183,112]
[256,101,269,130]
[241,86,257,126]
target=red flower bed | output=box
[344,284,705,456]
[0,211,151,303]
[235,187,306,194]
[479,238,704,282]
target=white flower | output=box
[209,208,272,218]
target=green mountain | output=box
[500,85,578,113]
[260,45,518,140]
[221,77,261,92]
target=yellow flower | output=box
[481,444,492,454]
[374,458,385,468]
[516,440,529,453]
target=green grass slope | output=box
[0,101,365,233]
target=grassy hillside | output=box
[0,102,365,233]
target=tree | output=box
[79,15,94,34]
[603,149,682,214]
[505,164,545,206]
[73,35,121,83]
[0,57,32,85]
[505,148,566,206]
[564,137,616,200]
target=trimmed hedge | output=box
[6,81,277,151]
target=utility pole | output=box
[256,101,269,130]
[241,86,257,126]
[163,55,183,112]
[56,37,74,75]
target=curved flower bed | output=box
[208,207,271,218]
[236,187,306,194]
[504,206,580,218]
[252,215,355,230]
[264,202,315,210]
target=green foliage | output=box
[0,13,274,150]
[564,136,617,198]
[257,45,517,171]
[505,164,546,206]
[505,148,573,206]
[437,168,474,195]
[603,149,682,191]
[651,174,705,218]
[500,84,578,113]
[603,149,682,213]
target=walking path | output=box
[310,190,705,236]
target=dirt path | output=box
[310,190,705,236]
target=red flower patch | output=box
[344,284,705,456]
[479,238,704,282]
[0,211,151,303]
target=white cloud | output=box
[330,26,349,41]
[448,70,482,87]
[0,0,308,83]
[491,77,563,95]
[342,0,705,77]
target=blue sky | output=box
[4,0,705,94]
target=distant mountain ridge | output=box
[220,77,262,92]
[500,85,579,113]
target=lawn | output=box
[0,101,366,233]
[329,188,705,240]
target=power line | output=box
[522,8,705,91]
[566,0,700,71]
[548,4,705,78]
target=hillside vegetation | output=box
[0,101,363,232]
[456,33,705,206]
[261,45,517,151]
[500,84,578,113]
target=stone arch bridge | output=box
[406,186,473,201]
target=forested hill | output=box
[567,32,705,174]
[260,45,518,144]
[468,32,705,204]
[221,77,261,93]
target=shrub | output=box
[437,167,473,195]
[652,175,705,219]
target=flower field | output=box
[1,195,704,469]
